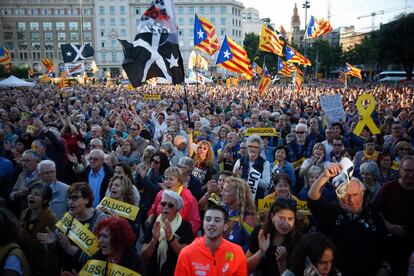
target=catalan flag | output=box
[188,50,209,70]
[305,15,333,39]
[194,14,220,56]
[41,58,54,73]
[277,58,291,76]
[259,24,284,56]
[216,36,252,80]
[345,63,362,79]
[258,64,271,96]
[252,62,263,75]
[28,67,35,78]
[0,47,11,65]
[285,45,311,66]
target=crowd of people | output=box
[0,80,413,276]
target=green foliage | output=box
[243,32,279,75]
[307,39,343,77]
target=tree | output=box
[243,32,278,76]
[373,13,414,80]
[306,39,343,78]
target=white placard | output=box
[320,94,345,123]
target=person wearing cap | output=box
[308,163,391,276]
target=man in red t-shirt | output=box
[175,205,247,276]
[375,155,414,275]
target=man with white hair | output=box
[308,163,391,276]
[286,123,316,166]
[37,160,69,219]
[79,149,113,207]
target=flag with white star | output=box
[60,43,94,63]
[304,15,332,39]
[193,14,220,56]
[285,45,311,66]
[119,0,184,87]
[216,36,252,80]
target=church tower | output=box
[291,3,301,32]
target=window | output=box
[32,52,41,59]
[44,32,53,41]
[45,42,53,49]
[18,42,28,50]
[111,40,116,48]
[179,39,184,47]
[221,6,226,14]
[178,30,183,36]
[210,17,215,24]
[110,18,115,26]
[120,18,126,26]
[31,42,40,50]
[16,9,24,15]
[56,22,65,30]
[135,8,140,15]
[17,22,27,31]
[189,28,193,35]
[121,29,127,37]
[102,52,107,61]
[99,6,104,15]
[3,32,13,40]
[5,42,14,50]
[69,9,78,16]
[136,19,140,26]
[43,22,52,30]
[43,9,51,15]
[31,8,38,15]
[221,29,225,35]
[100,18,105,26]
[101,41,105,47]
[3,23,13,30]
[70,32,79,41]
[221,18,226,25]
[83,21,91,30]
[19,52,28,60]
[45,51,54,59]
[189,6,194,14]
[83,8,91,16]
[178,18,184,25]
[210,6,215,14]
[57,32,66,41]
[189,17,194,24]
[199,6,205,14]
[69,22,78,30]
[120,6,126,15]
[84,32,92,42]
[100,30,105,36]
[17,32,26,40]
[178,7,183,15]
[110,6,115,15]
[57,8,65,16]
[30,22,39,30]
[112,52,117,61]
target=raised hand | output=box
[36,227,56,244]
[258,229,270,254]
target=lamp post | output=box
[303,0,310,80]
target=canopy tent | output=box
[0,75,35,87]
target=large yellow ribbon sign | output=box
[353,93,380,136]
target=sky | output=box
[240,0,414,32]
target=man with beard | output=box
[174,205,247,276]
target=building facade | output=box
[0,0,95,75]
[242,7,261,36]
[339,26,370,51]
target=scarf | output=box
[156,213,182,272]
[363,150,379,161]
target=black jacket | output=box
[79,163,113,203]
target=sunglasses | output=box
[161,201,175,208]
[152,159,160,164]
[67,195,82,201]
[295,131,306,134]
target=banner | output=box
[65,61,85,76]
[320,94,345,123]
[245,128,277,136]
[97,197,139,221]
[80,259,141,276]
[143,94,161,100]
[258,198,311,215]
[246,167,261,199]
[55,212,99,257]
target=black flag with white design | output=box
[119,0,184,87]
[60,43,94,63]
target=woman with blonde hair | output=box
[192,140,217,192]
[299,143,327,178]
[221,176,256,251]
[146,167,201,235]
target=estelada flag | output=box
[345,63,362,79]
[194,14,220,56]
[258,65,271,96]
[259,24,284,56]
[285,45,311,66]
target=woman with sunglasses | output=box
[247,198,301,276]
[282,232,340,276]
[146,167,201,235]
[37,182,108,271]
[141,190,194,276]
[192,140,217,192]
[394,140,413,163]
[20,183,57,276]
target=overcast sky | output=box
[240,0,413,32]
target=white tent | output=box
[0,75,35,87]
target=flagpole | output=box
[302,0,310,81]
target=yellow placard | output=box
[353,93,380,136]
[258,197,274,213]
[80,259,141,276]
[97,197,139,221]
[258,198,312,215]
[143,94,161,100]
[245,128,277,136]
[296,200,312,216]
[55,212,99,257]
[390,160,400,171]
[292,157,305,169]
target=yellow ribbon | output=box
[353,93,380,136]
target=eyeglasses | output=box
[67,195,82,201]
[244,121,252,125]
[161,201,175,208]
[152,159,160,164]
[295,131,306,134]
[198,146,208,150]
[130,128,139,131]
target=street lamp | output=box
[303,1,310,80]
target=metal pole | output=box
[303,1,310,81]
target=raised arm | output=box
[308,163,342,201]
